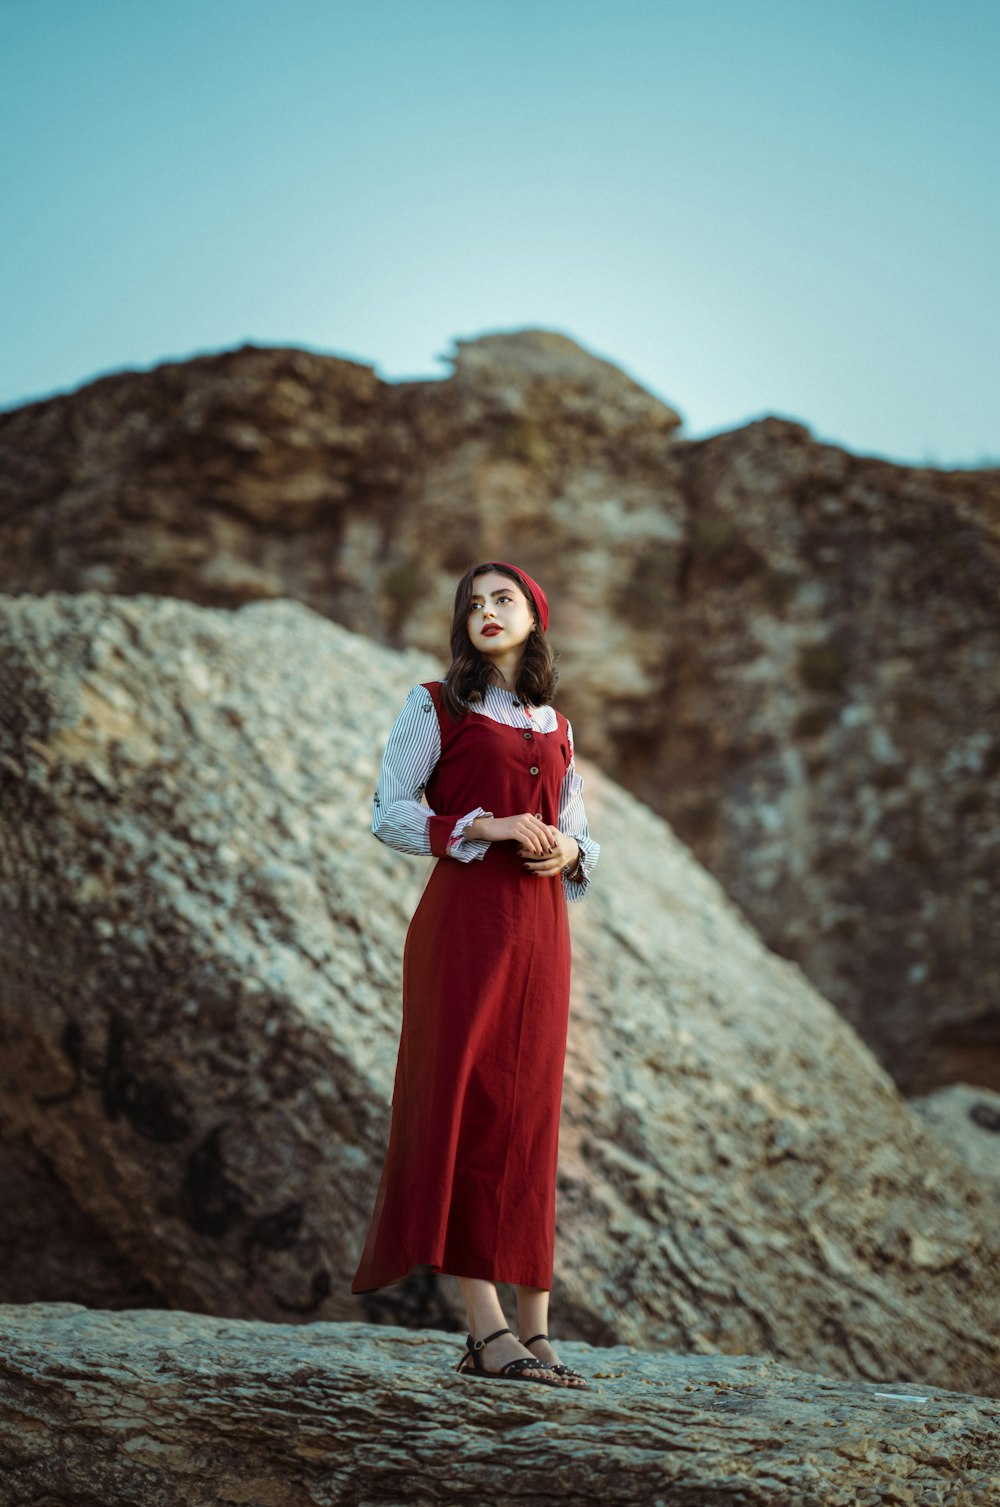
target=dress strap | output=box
[553,707,572,768]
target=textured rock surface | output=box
[0,1133,160,1307]
[909,1084,1000,1190]
[2,1304,998,1507]
[1,331,997,1093]
[671,423,1000,1099]
[1,591,998,1393]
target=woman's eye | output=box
[470,595,512,611]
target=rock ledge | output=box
[1,1304,997,1507]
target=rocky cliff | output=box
[1,592,997,1396]
[2,330,997,1093]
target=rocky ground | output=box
[2,1304,998,1507]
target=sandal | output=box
[522,1331,591,1388]
[455,1325,562,1385]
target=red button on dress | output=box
[351,680,573,1294]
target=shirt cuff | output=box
[448,807,493,862]
[429,808,493,859]
[561,838,594,901]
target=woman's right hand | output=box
[467,813,556,856]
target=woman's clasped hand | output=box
[468,812,580,875]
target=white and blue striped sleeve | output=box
[557,720,600,903]
[371,685,492,862]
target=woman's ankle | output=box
[458,1275,507,1339]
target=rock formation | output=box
[0,1133,160,1307]
[910,1083,1000,1191]
[1,330,997,1094]
[3,1304,997,1507]
[1,591,997,1394]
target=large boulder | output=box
[1,333,998,1094]
[0,592,997,1393]
[0,1132,160,1307]
[2,1304,997,1507]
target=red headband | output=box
[489,561,550,632]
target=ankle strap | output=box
[471,1325,512,1351]
[522,1332,549,1346]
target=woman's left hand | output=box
[518,827,579,877]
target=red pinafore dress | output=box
[351,680,573,1293]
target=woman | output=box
[350,561,599,1389]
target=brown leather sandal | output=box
[455,1325,561,1385]
[522,1331,591,1387]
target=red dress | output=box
[351,680,574,1293]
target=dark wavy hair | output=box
[440,562,559,722]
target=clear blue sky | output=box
[2,0,997,466]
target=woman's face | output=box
[467,571,536,657]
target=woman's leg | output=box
[514,1283,549,1344]
[457,1276,562,1381]
[459,1274,507,1338]
[516,1283,588,1388]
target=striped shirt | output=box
[372,682,600,902]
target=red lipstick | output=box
[481,625,503,637]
